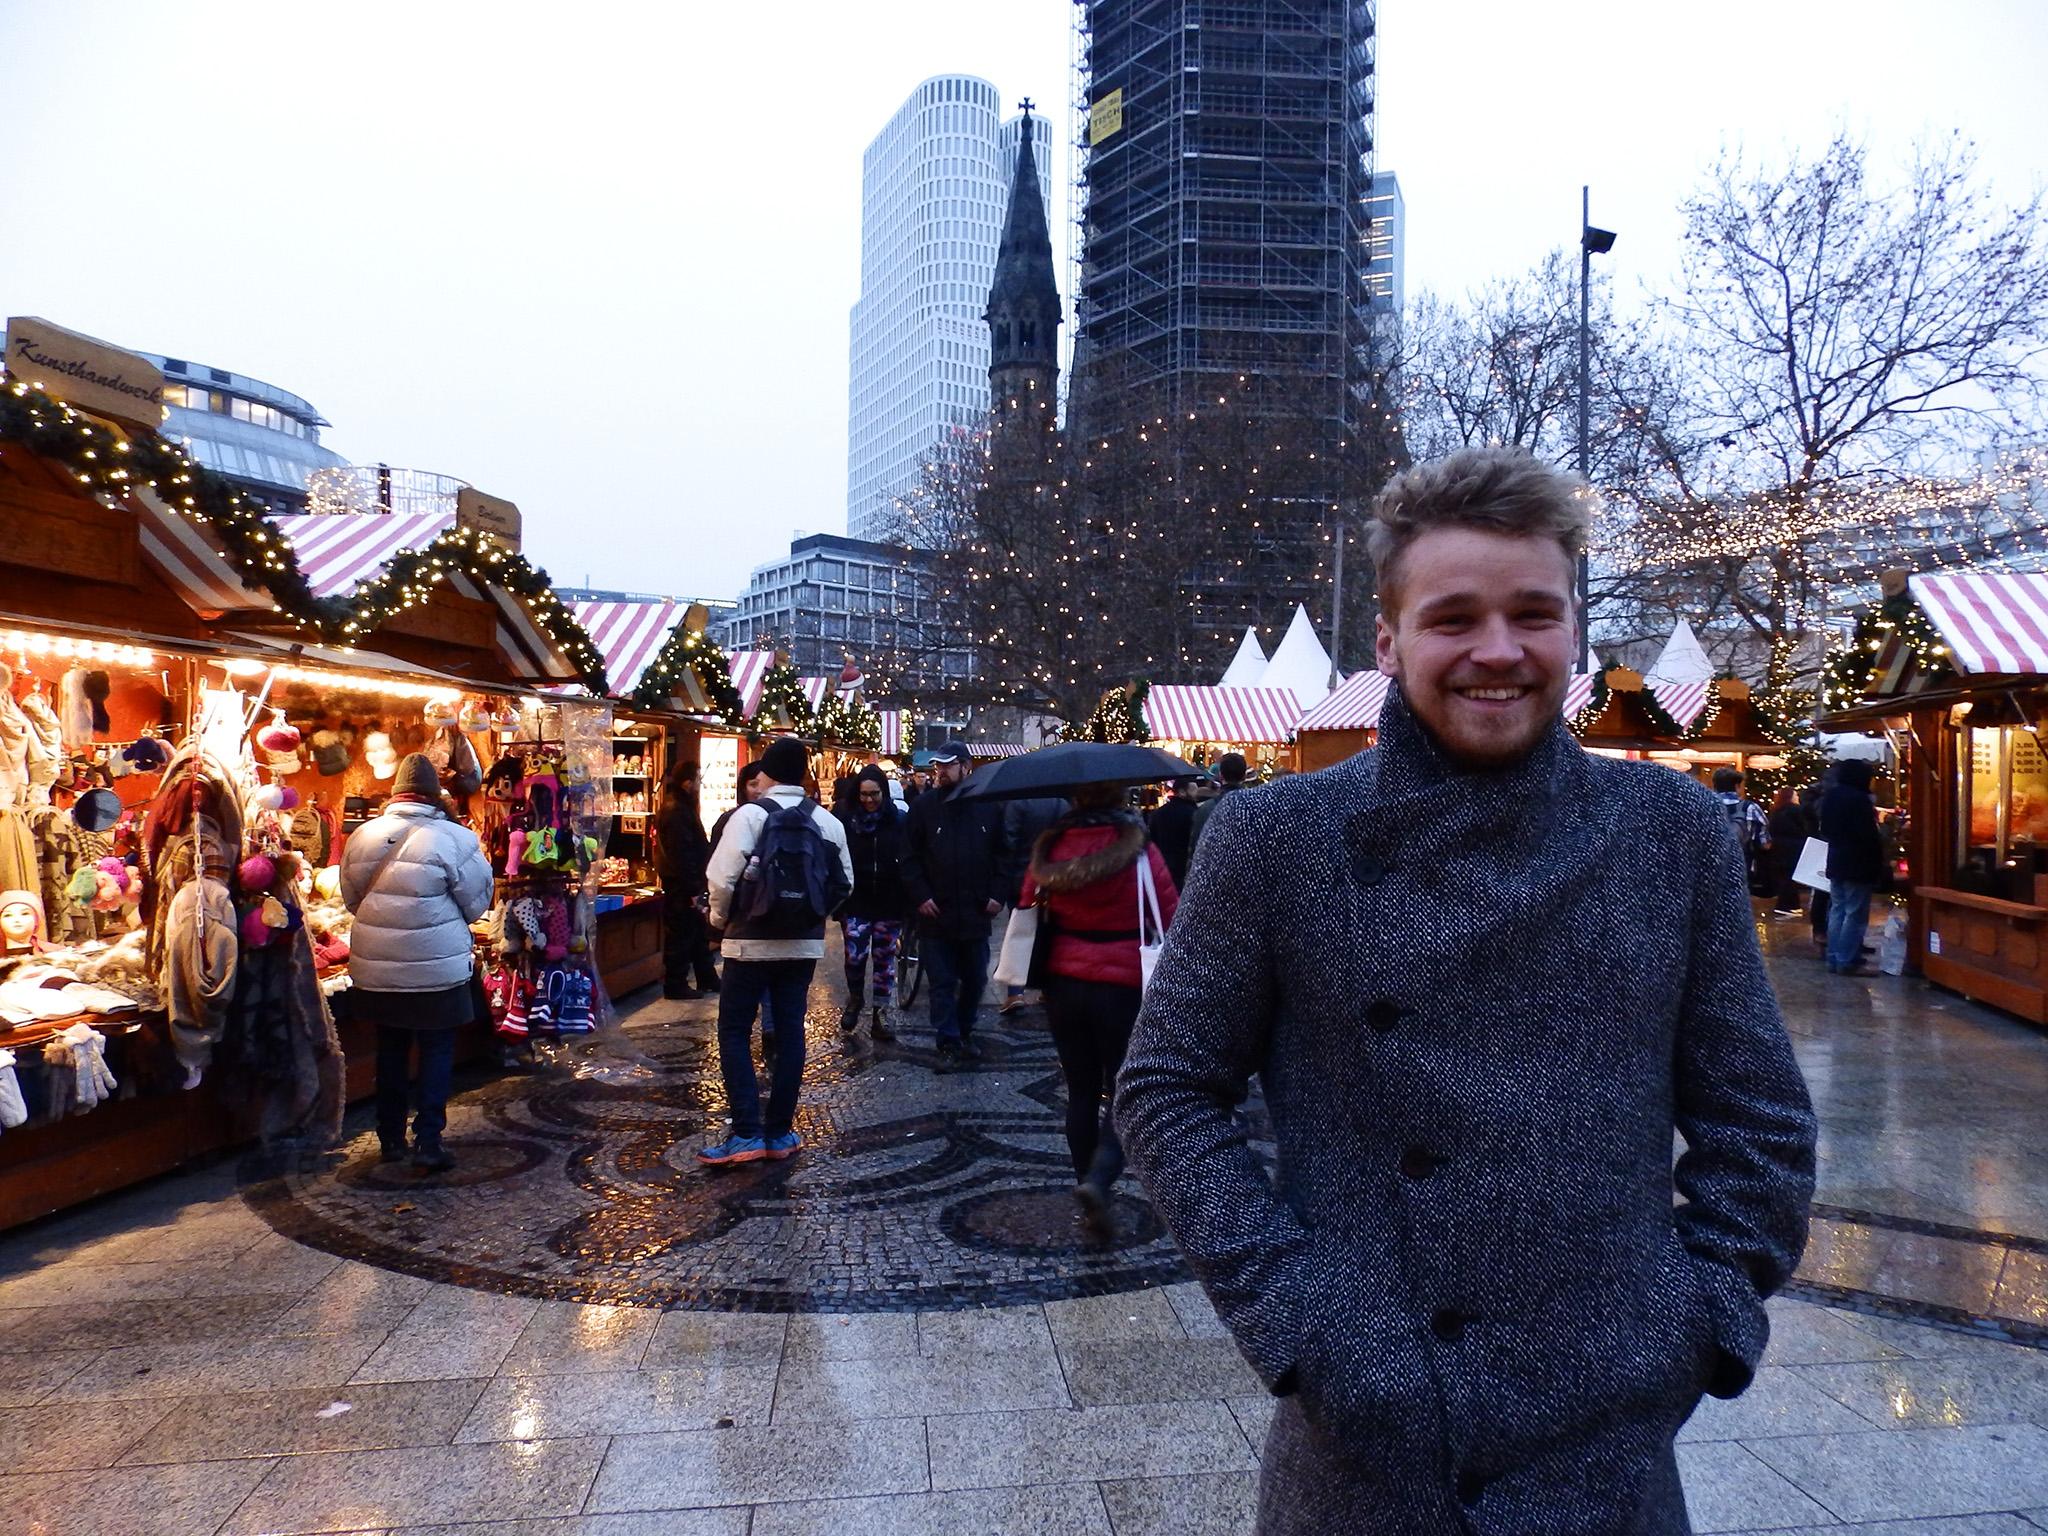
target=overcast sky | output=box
[2,2,2041,602]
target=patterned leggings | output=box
[843,917,902,1005]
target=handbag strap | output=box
[1135,851,1164,945]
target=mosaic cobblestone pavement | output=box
[239,975,1229,1311]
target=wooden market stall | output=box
[1141,685,1304,774]
[1825,571,2048,1025]
[1293,671,1608,771]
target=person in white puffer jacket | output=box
[341,753,493,1173]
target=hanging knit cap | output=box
[82,672,112,733]
[759,735,808,786]
[391,752,441,801]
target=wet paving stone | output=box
[239,982,1219,1313]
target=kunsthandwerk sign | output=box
[4,316,166,431]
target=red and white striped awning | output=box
[1910,571,2048,676]
[270,511,457,597]
[1144,686,1302,744]
[877,709,906,755]
[569,598,680,695]
[968,743,1032,758]
[134,490,274,614]
[727,650,773,715]
[1652,679,1714,730]
[1563,672,1600,721]
[1296,671,1390,732]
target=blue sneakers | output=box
[763,1131,803,1160]
[696,1135,767,1167]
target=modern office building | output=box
[717,532,968,698]
[846,76,1052,541]
[1073,0,1379,428]
[138,353,348,513]
[1364,168,1404,325]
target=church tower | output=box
[985,103,1061,434]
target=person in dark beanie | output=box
[655,759,720,999]
[341,752,494,1173]
[1117,446,1815,1534]
[1820,758,1885,975]
[902,740,1007,1070]
[700,736,852,1165]
[1187,752,1248,857]
[1147,777,1200,891]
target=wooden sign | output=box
[4,317,165,431]
[455,487,522,549]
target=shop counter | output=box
[1918,887,2048,1025]
[593,888,664,999]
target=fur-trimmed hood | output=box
[1029,812,1146,894]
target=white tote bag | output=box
[1136,853,1166,992]
[992,904,1039,989]
[1792,836,1831,892]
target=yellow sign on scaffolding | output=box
[1089,88,1124,145]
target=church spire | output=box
[986,101,1061,430]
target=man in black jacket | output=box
[1820,758,1885,975]
[902,741,1006,1069]
[1147,777,1199,891]
[654,760,720,999]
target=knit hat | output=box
[391,753,441,800]
[760,735,808,786]
[82,672,111,734]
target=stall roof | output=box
[568,597,682,695]
[1651,679,1716,730]
[223,633,483,694]
[1144,685,1302,744]
[877,709,907,756]
[728,650,773,716]
[1296,671,1390,732]
[271,511,456,598]
[1910,571,2048,676]
[134,490,276,615]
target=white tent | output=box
[1643,618,1715,692]
[1218,625,1268,688]
[1259,604,1335,712]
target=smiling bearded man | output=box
[1116,446,1817,1535]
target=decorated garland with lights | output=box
[1,381,610,694]
[813,693,882,752]
[1820,593,1950,715]
[755,664,815,735]
[1066,681,1151,744]
[629,626,747,727]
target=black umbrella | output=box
[953,742,1199,801]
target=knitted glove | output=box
[0,1049,26,1128]
[539,895,571,963]
[57,1024,110,1111]
[511,898,546,951]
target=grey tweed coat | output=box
[1116,689,1816,1535]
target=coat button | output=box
[1399,1146,1442,1180]
[1367,999,1401,1033]
[1357,854,1389,886]
[1457,1470,1488,1506]
[1431,1308,1468,1343]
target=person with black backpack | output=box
[700,736,853,1166]
[1712,766,1771,897]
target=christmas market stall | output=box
[1294,672,1391,770]
[1824,570,2048,1025]
[0,371,359,1224]
[1140,684,1303,775]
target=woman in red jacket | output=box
[1018,783,1179,1227]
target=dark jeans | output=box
[717,958,814,1138]
[1042,974,1141,1185]
[663,895,719,991]
[376,1026,456,1152]
[1827,879,1875,969]
[922,929,990,1046]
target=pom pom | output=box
[248,784,286,813]
[67,867,99,904]
[240,906,273,948]
[276,786,301,811]
[238,855,276,893]
[90,872,123,912]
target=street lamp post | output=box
[1578,186,1616,672]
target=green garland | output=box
[1821,593,1949,714]
[630,626,747,726]
[1066,681,1151,744]
[814,693,882,752]
[334,525,608,694]
[1,381,609,694]
[755,664,815,735]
